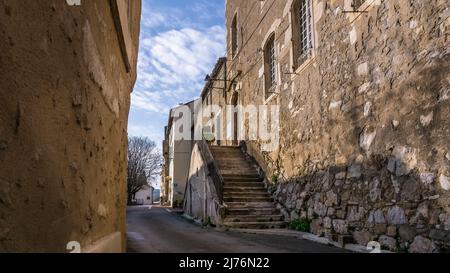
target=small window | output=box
[292,0,313,68]
[352,0,365,10]
[264,34,277,98]
[231,15,238,57]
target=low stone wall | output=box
[266,155,450,253]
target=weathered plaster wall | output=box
[166,101,197,207]
[226,0,450,252]
[0,0,141,252]
[184,143,222,225]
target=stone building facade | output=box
[0,0,141,252]
[162,100,197,207]
[225,0,450,252]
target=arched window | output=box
[231,14,238,57]
[264,34,276,98]
[292,0,313,69]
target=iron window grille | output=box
[296,0,313,66]
[265,35,277,97]
[231,15,238,57]
[352,0,365,10]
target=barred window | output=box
[231,15,238,57]
[264,34,277,98]
[292,0,313,68]
[352,0,365,10]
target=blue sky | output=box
[128,0,226,148]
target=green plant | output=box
[271,173,279,182]
[202,217,212,227]
[289,218,311,232]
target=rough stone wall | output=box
[0,0,141,252]
[226,0,450,252]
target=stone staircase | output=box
[209,145,285,229]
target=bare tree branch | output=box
[127,137,162,205]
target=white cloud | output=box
[129,0,226,144]
[132,25,226,114]
[142,11,166,28]
[142,26,226,84]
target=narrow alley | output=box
[126,206,348,253]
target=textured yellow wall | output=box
[0,0,141,252]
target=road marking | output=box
[166,208,172,213]
[148,205,152,210]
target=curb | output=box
[228,228,393,253]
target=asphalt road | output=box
[126,206,349,253]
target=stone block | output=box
[353,231,373,246]
[439,175,450,191]
[387,226,397,237]
[429,229,450,243]
[324,190,338,206]
[368,209,386,224]
[335,172,346,180]
[347,206,365,222]
[409,236,437,253]
[398,225,416,242]
[332,219,348,234]
[347,164,362,179]
[373,224,387,235]
[379,235,397,251]
[419,173,435,185]
[311,218,324,236]
[387,206,406,225]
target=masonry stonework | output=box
[226,0,450,252]
[0,0,141,252]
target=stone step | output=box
[217,165,253,169]
[217,161,249,165]
[223,186,267,192]
[224,182,265,188]
[224,215,284,223]
[214,156,246,160]
[212,153,247,158]
[224,192,270,198]
[214,156,248,161]
[220,170,260,176]
[220,169,257,173]
[210,145,240,149]
[217,163,254,168]
[224,196,272,202]
[210,148,244,154]
[222,221,287,229]
[211,145,285,229]
[218,165,254,168]
[226,207,281,216]
[222,174,262,180]
[214,149,244,152]
[225,202,276,208]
